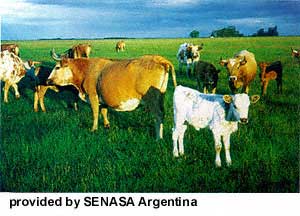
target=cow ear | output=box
[250,95,260,104]
[223,95,232,104]
[219,58,228,66]
[240,56,247,65]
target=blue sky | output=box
[1,0,299,40]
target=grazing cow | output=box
[0,50,27,103]
[194,60,220,94]
[115,40,126,52]
[258,61,283,96]
[177,43,204,78]
[31,65,79,112]
[172,85,260,167]
[1,44,20,56]
[47,52,177,139]
[291,48,300,64]
[220,50,257,94]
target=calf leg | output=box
[261,80,269,96]
[223,133,232,166]
[277,79,283,94]
[172,125,187,157]
[213,132,222,167]
[186,64,192,78]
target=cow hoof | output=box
[104,124,110,129]
[215,161,222,168]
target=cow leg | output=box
[100,105,110,128]
[186,63,192,78]
[178,62,183,75]
[3,82,11,103]
[212,87,216,94]
[11,83,20,99]
[223,133,232,166]
[213,132,222,167]
[277,79,283,94]
[89,94,100,131]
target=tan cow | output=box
[115,40,126,52]
[220,50,257,94]
[47,52,177,139]
[59,43,92,59]
[1,44,20,56]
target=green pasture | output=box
[0,37,299,192]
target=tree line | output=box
[190,26,279,38]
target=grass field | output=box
[0,37,299,192]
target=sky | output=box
[0,0,299,40]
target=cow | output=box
[258,61,283,96]
[1,44,20,56]
[30,65,79,112]
[47,51,177,139]
[0,50,27,103]
[291,48,300,64]
[194,60,220,94]
[58,44,91,59]
[177,43,204,78]
[116,40,126,52]
[172,85,260,167]
[220,50,257,94]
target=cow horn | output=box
[50,48,62,61]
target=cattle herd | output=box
[0,41,299,167]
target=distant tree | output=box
[211,26,243,37]
[190,30,200,38]
[252,26,279,36]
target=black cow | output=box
[194,60,220,94]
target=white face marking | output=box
[48,64,73,86]
[116,98,140,111]
[233,94,250,120]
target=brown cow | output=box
[115,40,126,52]
[258,61,283,96]
[220,50,257,94]
[1,44,20,56]
[58,43,91,59]
[47,52,177,139]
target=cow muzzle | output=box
[229,76,237,81]
[240,118,248,124]
[46,79,54,85]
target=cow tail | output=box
[170,63,177,87]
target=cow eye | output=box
[55,66,60,70]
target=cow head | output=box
[47,49,74,86]
[203,66,220,92]
[220,56,247,91]
[291,48,300,58]
[186,44,203,61]
[223,94,260,124]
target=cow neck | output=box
[70,59,89,94]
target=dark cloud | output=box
[1,0,299,39]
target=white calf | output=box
[172,85,259,167]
